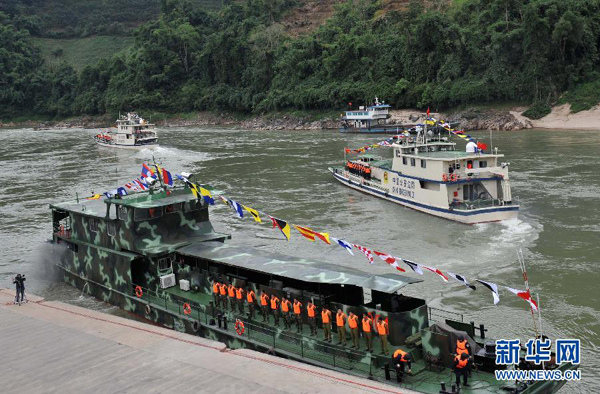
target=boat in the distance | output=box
[94,112,158,149]
[329,127,519,224]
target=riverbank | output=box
[1,104,599,131]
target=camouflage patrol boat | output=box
[49,181,575,393]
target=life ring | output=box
[235,319,245,336]
[442,173,449,182]
[450,173,457,182]
[135,286,143,298]
[145,304,151,315]
[183,302,192,315]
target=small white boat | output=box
[94,113,158,149]
[329,128,519,224]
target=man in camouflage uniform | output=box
[307,301,317,336]
[246,287,256,319]
[270,294,280,326]
[293,299,303,333]
[212,280,221,308]
[281,297,292,329]
[236,286,244,314]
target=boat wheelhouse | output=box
[47,178,573,394]
[94,112,158,149]
[329,131,519,224]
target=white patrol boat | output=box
[329,131,519,224]
[94,113,158,149]
[340,97,413,134]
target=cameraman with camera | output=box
[13,274,26,305]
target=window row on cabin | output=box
[401,157,427,168]
[87,200,203,235]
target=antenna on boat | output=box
[151,155,165,190]
[518,249,539,337]
[490,129,494,153]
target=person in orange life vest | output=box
[212,280,221,308]
[218,283,227,309]
[260,292,270,322]
[453,352,471,388]
[362,314,374,352]
[246,287,256,319]
[347,312,360,349]
[456,335,471,357]
[307,301,317,336]
[293,299,303,333]
[227,283,236,312]
[365,166,371,180]
[321,306,332,342]
[270,294,280,326]
[235,286,244,313]
[393,349,413,378]
[375,316,390,355]
[281,297,292,329]
[336,309,347,346]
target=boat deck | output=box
[138,284,518,393]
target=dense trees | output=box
[1,0,599,119]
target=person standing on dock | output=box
[336,309,347,346]
[376,316,390,355]
[236,286,244,314]
[322,306,332,342]
[293,299,303,333]
[362,314,373,352]
[212,280,221,308]
[219,283,227,309]
[13,274,25,305]
[270,294,281,326]
[281,297,292,329]
[260,292,270,322]
[228,284,236,312]
[307,301,317,336]
[348,312,359,349]
[246,287,256,319]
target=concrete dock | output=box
[0,289,412,394]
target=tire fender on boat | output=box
[192,320,200,332]
[145,304,151,315]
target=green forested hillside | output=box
[1,0,599,119]
[33,37,135,70]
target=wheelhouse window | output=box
[402,157,407,165]
[420,160,426,168]
[185,200,203,212]
[157,255,174,272]
[410,158,416,167]
[89,218,99,233]
[117,205,128,220]
[479,161,488,168]
[107,222,117,237]
[164,203,181,214]
[134,207,163,221]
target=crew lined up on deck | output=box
[212,279,395,354]
[346,161,371,179]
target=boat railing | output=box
[132,283,382,378]
[428,306,464,324]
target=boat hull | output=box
[330,168,519,224]
[95,140,159,150]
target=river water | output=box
[0,126,598,392]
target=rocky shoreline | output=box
[1,105,597,131]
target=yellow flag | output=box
[243,205,262,223]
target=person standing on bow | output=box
[13,274,26,305]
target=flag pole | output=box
[518,249,539,337]
[537,292,545,370]
[151,156,165,190]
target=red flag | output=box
[422,265,449,282]
[477,142,488,151]
[345,148,351,154]
[505,287,538,311]
[426,107,430,117]
[373,251,406,272]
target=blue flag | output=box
[229,199,244,218]
[332,237,354,256]
[116,187,128,196]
